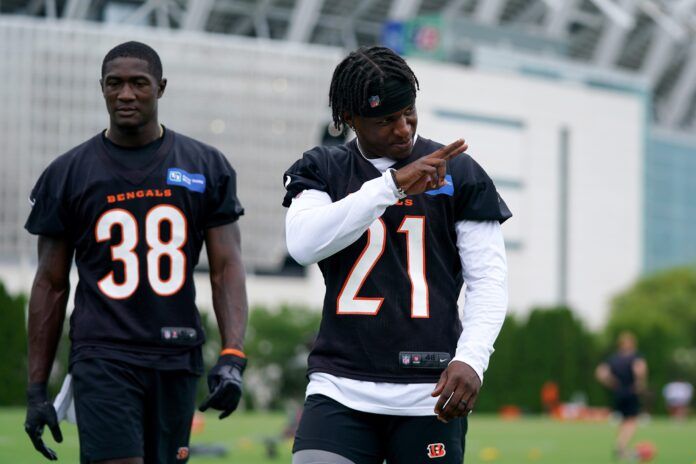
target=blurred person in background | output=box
[282,46,511,464]
[23,41,248,463]
[663,378,693,420]
[596,331,648,460]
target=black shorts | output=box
[72,357,199,463]
[614,392,640,418]
[293,394,467,464]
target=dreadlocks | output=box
[329,46,419,129]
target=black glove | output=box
[199,354,246,419]
[25,383,63,461]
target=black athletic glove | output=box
[25,383,63,461]
[199,353,246,419]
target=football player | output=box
[595,331,648,460]
[283,46,511,464]
[24,41,248,463]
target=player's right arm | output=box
[25,235,73,460]
[285,176,400,265]
[285,140,467,265]
[595,362,616,390]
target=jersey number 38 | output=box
[95,205,187,299]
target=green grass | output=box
[1,408,694,463]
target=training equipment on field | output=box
[634,441,657,462]
[479,446,500,462]
[527,447,542,461]
[188,443,227,457]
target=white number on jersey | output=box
[337,216,429,318]
[95,205,188,299]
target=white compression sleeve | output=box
[452,220,508,383]
[285,171,401,265]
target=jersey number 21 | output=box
[337,216,428,318]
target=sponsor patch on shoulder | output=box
[425,175,454,196]
[167,168,206,193]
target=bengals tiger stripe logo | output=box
[427,443,446,458]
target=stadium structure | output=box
[2,0,696,327]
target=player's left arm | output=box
[633,357,648,393]
[433,220,507,422]
[199,222,249,419]
[206,222,247,350]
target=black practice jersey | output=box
[26,129,243,371]
[283,137,511,383]
[607,352,642,394]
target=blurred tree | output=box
[479,307,603,413]
[241,305,320,410]
[0,283,27,405]
[518,307,601,411]
[475,315,522,411]
[196,311,222,404]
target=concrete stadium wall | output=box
[0,16,340,272]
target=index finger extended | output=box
[427,139,467,161]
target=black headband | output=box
[357,78,416,118]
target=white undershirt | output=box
[285,149,507,416]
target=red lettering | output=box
[136,190,145,198]
[117,194,125,202]
[164,189,172,197]
[405,199,413,206]
[107,195,116,203]
[126,192,135,200]
[155,189,163,197]
[146,190,154,197]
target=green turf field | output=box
[1,408,693,463]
